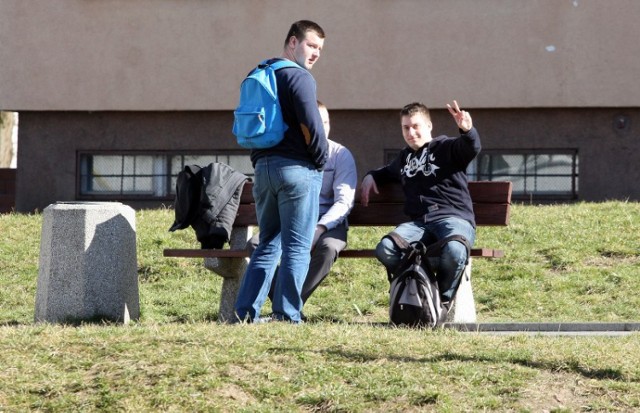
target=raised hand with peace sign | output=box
[446,100,473,132]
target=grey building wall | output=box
[16,107,639,212]
[3,1,639,210]
[2,1,640,110]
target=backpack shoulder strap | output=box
[382,231,422,282]
[384,231,411,252]
[262,59,303,71]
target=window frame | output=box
[76,150,252,201]
[384,148,579,202]
[473,149,579,201]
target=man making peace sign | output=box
[360,101,481,308]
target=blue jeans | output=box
[234,156,322,323]
[376,217,476,301]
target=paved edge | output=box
[443,322,640,334]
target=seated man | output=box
[249,101,358,308]
[360,101,480,305]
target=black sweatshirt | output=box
[367,127,481,227]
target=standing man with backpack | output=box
[234,20,328,324]
[247,101,358,314]
[360,101,480,310]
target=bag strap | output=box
[259,59,303,71]
[385,232,470,261]
[385,231,411,251]
[383,232,471,281]
[383,232,423,282]
[423,234,471,282]
[424,234,470,264]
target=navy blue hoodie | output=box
[249,58,328,170]
[368,127,481,227]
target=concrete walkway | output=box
[444,322,640,336]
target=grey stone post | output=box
[35,202,139,324]
[445,258,477,323]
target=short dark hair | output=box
[284,20,325,47]
[400,102,431,122]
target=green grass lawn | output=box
[0,202,639,411]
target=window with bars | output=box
[472,150,579,200]
[78,152,254,199]
[384,148,579,201]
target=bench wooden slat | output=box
[167,180,512,259]
[470,203,511,226]
[468,181,512,204]
[163,247,504,259]
[340,248,504,258]
[235,202,510,227]
[233,205,258,227]
[164,249,251,258]
[239,181,512,205]
[234,181,512,227]
[339,248,504,258]
[347,202,510,226]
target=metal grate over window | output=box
[471,150,579,200]
[384,148,579,201]
[78,152,254,199]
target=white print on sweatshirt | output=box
[402,150,440,178]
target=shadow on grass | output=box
[0,320,24,327]
[267,346,631,382]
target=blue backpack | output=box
[232,59,303,149]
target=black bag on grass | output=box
[385,232,470,328]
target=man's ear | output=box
[287,35,298,49]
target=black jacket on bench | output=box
[170,163,248,249]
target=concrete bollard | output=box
[35,202,139,324]
[445,259,477,323]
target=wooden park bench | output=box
[164,180,513,323]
